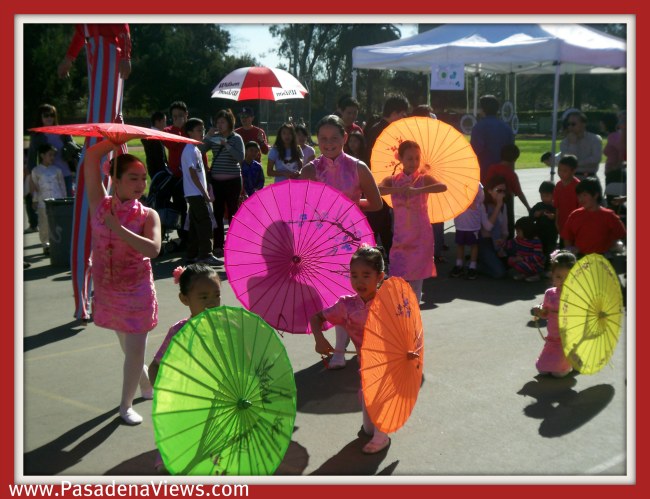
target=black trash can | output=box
[45,198,75,267]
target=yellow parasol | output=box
[559,254,624,374]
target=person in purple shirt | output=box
[470,95,515,184]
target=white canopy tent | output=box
[352,24,627,175]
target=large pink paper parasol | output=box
[224,180,375,334]
[29,122,202,146]
[210,66,308,101]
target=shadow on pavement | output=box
[23,263,70,282]
[24,407,124,475]
[517,374,615,438]
[24,320,86,352]
[295,357,361,415]
[276,440,310,475]
[105,449,160,475]
[421,272,547,308]
[309,430,390,475]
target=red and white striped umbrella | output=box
[210,66,308,101]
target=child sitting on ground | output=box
[505,216,545,282]
[485,144,532,238]
[561,176,626,256]
[529,180,558,271]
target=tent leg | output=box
[550,62,561,182]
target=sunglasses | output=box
[567,122,579,127]
[42,113,55,118]
[495,189,506,193]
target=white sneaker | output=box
[119,407,143,425]
[525,274,541,282]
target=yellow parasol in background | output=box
[559,254,624,375]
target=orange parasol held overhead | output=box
[370,116,480,223]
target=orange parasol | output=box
[360,277,424,433]
[370,116,480,223]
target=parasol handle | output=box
[332,349,357,354]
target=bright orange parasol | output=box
[370,116,480,223]
[360,277,424,433]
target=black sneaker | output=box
[465,268,478,280]
[449,265,463,278]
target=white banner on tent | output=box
[431,63,464,90]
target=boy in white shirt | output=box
[181,118,222,266]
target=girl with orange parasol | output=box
[83,138,161,425]
[378,140,447,301]
[300,114,383,370]
[309,245,391,454]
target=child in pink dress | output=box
[84,138,162,425]
[148,263,222,472]
[530,250,576,377]
[379,140,447,301]
[300,114,384,369]
[310,245,390,454]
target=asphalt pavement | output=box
[19,166,631,482]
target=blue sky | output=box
[223,24,418,68]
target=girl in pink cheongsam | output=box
[310,245,391,455]
[379,140,447,302]
[84,138,162,425]
[300,114,383,370]
[530,250,576,377]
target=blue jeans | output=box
[477,237,507,278]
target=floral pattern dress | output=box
[91,196,158,334]
[389,171,435,280]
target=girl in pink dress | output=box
[148,263,222,472]
[84,138,162,425]
[379,140,447,301]
[530,250,576,377]
[310,245,391,455]
[300,114,383,370]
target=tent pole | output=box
[473,73,479,117]
[352,69,357,99]
[550,62,561,182]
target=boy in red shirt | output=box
[561,177,626,256]
[553,155,581,243]
[485,143,531,238]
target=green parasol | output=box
[152,306,297,475]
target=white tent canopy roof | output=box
[352,24,626,75]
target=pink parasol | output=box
[224,180,375,334]
[29,122,203,146]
